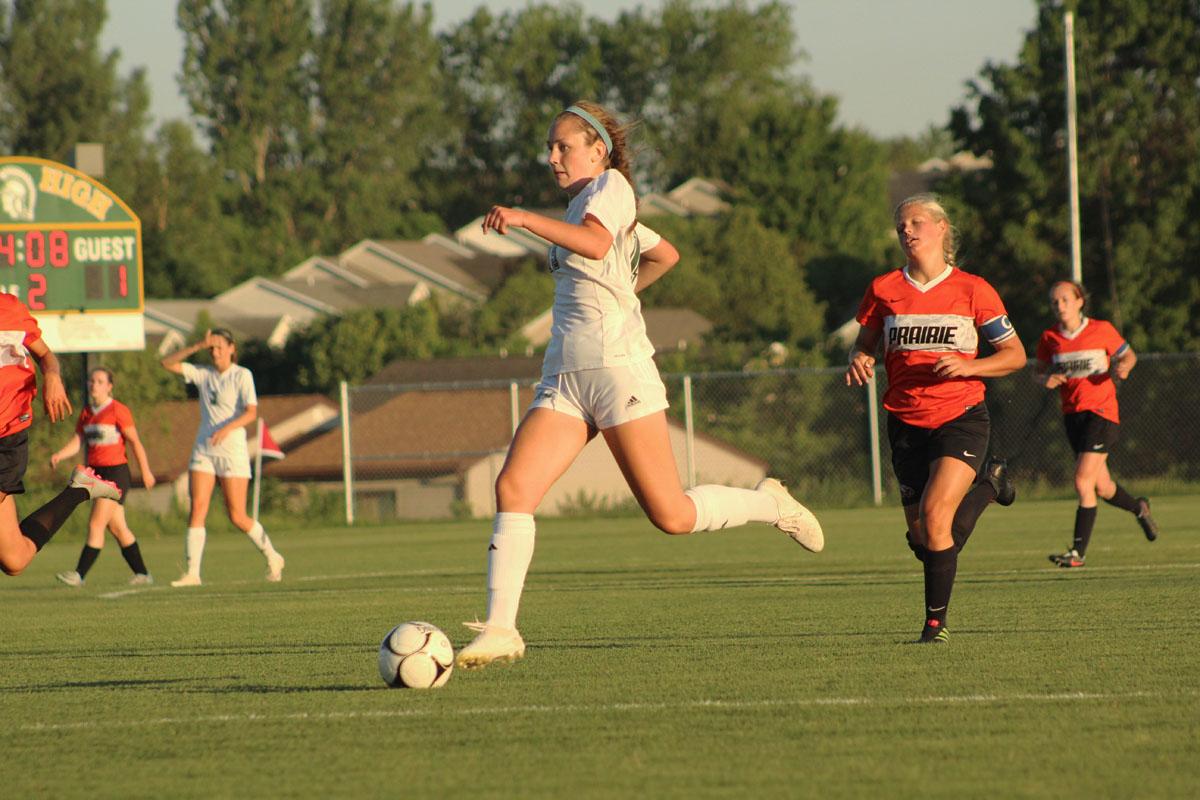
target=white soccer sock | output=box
[485,512,536,630]
[685,485,779,532]
[184,527,206,576]
[245,521,279,559]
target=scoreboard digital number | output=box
[0,156,145,352]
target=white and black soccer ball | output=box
[378,621,454,689]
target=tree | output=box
[177,0,446,279]
[948,0,1200,350]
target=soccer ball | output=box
[378,621,454,689]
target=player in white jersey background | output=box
[160,329,284,586]
[455,100,824,670]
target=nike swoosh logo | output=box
[963,451,976,458]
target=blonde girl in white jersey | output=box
[456,101,824,669]
[160,329,284,586]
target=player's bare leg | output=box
[458,409,590,669]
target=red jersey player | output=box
[50,367,156,586]
[0,293,122,577]
[846,194,1026,644]
[1036,280,1158,568]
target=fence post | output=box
[340,380,355,525]
[683,374,696,489]
[509,381,520,438]
[866,373,883,506]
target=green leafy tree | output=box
[948,0,1200,350]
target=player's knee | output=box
[1,557,25,577]
[494,471,532,509]
[648,509,693,536]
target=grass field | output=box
[1,496,1197,798]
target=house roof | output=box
[275,278,424,312]
[364,355,544,387]
[643,308,713,351]
[273,385,768,481]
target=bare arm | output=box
[1111,347,1136,380]
[845,325,883,386]
[1034,359,1066,389]
[161,330,215,375]
[123,426,156,490]
[482,207,613,260]
[933,336,1027,379]
[634,238,681,293]
[210,405,257,446]
[50,432,83,468]
[27,338,71,422]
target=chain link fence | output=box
[338,354,1200,522]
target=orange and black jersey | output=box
[856,266,1017,429]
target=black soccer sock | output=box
[120,542,149,575]
[951,481,996,553]
[1073,506,1098,556]
[923,546,958,626]
[18,487,89,551]
[1102,483,1140,514]
[75,545,102,578]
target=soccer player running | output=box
[1036,280,1158,568]
[160,329,283,586]
[456,101,823,669]
[50,368,156,587]
[845,194,1025,644]
[0,294,123,577]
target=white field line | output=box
[96,561,1200,601]
[16,689,1197,734]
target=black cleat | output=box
[1135,498,1158,542]
[981,456,1016,506]
[917,619,949,644]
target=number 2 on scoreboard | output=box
[27,274,46,310]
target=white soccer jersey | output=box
[541,170,655,376]
[180,362,257,454]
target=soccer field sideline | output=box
[2,496,1196,798]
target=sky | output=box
[99,0,1037,140]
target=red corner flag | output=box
[260,422,285,460]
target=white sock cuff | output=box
[684,488,709,533]
[493,512,535,537]
[186,527,206,536]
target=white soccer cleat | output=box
[56,570,84,587]
[170,574,202,587]
[455,621,526,669]
[69,465,122,502]
[266,553,285,582]
[756,477,824,552]
[128,573,154,586]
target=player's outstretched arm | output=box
[482,206,613,260]
[28,339,71,422]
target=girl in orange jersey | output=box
[1036,281,1157,568]
[0,294,122,577]
[50,368,156,586]
[846,194,1026,643]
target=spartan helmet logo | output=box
[0,166,37,221]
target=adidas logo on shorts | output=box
[625,395,640,408]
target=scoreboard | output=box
[0,156,145,352]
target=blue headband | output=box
[564,105,613,156]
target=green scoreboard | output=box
[0,156,145,352]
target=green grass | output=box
[1,497,1197,799]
